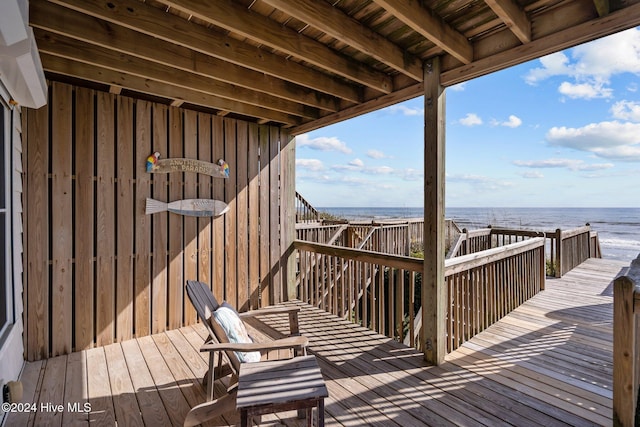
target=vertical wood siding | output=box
[22,82,291,360]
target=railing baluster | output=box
[295,237,546,355]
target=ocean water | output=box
[317,207,640,263]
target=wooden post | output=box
[586,223,592,259]
[555,228,562,278]
[422,57,446,365]
[282,132,297,301]
[462,228,468,256]
[613,265,639,427]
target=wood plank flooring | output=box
[6,258,628,426]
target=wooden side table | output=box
[236,355,328,427]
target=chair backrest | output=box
[186,280,222,339]
[185,280,242,373]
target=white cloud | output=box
[524,52,572,84]
[363,166,394,175]
[450,83,467,91]
[349,158,364,167]
[397,168,423,181]
[521,171,544,179]
[367,149,391,159]
[570,28,640,78]
[296,158,324,171]
[524,28,640,99]
[492,115,522,128]
[512,158,614,171]
[505,115,523,128]
[338,176,394,189]
[459,113,483,126]
[611,100,640,121]
[546,121,640,161]
[328,161,422,182]
[387,104,423,116]
[297,133,352,154]
[558,81,612,99]
[332,163,361,172]
[448,174,513,191]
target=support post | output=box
[555,228,562,278]
[281,132,297,301]
[422,57,446,365]
[613,269,639,427]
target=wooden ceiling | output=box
[31,0,640,134]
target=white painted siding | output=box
[0,89,25,417]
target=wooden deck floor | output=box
[6,258,629,426]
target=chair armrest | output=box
[238,306,300,318]
[238,306,302,336]
[199,336,308,353]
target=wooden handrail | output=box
[294,240,422,272]
[295,237,545,355]
[445,238,545,275]
[295,191,320,223]
[613,255,640,427]
[445,225,598,278]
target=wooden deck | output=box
[6,258,628,426]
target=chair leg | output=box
[183,392,237,427]
[207,353,216,400]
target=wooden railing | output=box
[295,191,320,223]
[414,238,545,352]
[447,225,599,277]
[613,255,640,427]
[295,223,347,245]
[294,237,545,355]
[295,239,421,342]
[297,218,459,256]
[590,231,602,258]
[547,225,596,277]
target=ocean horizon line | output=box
[317,206,639,209]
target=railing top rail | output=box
[444,237,545,276]
[348,218,424,225]
[465,228,492,238]
[488,227,544,238]
[561,225,591,239]
[296,236,546,277]
[295,223,346,230]
[294,239,423,272]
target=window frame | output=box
[0,94,14,345]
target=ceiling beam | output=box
[40,53,304,126]
[373,0,473,64]
[45,0,364,103]
[35,29,319,119]
[31,1,341,113]
[260,0,423,81]
[297,0,640,133]
[290,82,423,136]
[155,0,394,93]
[441,1,640,85]
[484,0,531,43]
[593,0,610,16]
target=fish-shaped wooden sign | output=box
[146,198,229,217]
[146,154,229,179]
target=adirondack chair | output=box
[184,280,309,427]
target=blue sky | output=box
[295,28,640,208]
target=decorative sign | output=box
[146,198,229,217]
[146,153,229,179]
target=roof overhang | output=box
[0,0,47,108]
[27,0,640,131]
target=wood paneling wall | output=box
[22,82,293,361]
